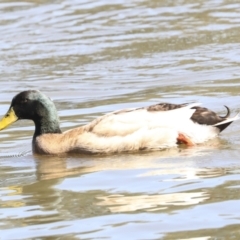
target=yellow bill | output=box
[0,107,18,130]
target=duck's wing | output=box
[85,102,201,137]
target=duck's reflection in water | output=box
[96,191,209,212]
[30,139,229,214]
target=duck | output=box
[0,90,238,155]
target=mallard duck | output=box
[0,90,238,155]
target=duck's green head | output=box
[0,90,61,135]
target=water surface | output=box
[1,0,240,239]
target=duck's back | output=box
[86,102,200,137]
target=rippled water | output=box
[1,0,240,239]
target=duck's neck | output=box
[29,94,63,138]
[33,118,62,138]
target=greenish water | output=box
[1,0,240,239]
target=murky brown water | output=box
[1,0,240,239]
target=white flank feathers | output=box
[72,102,220,153]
